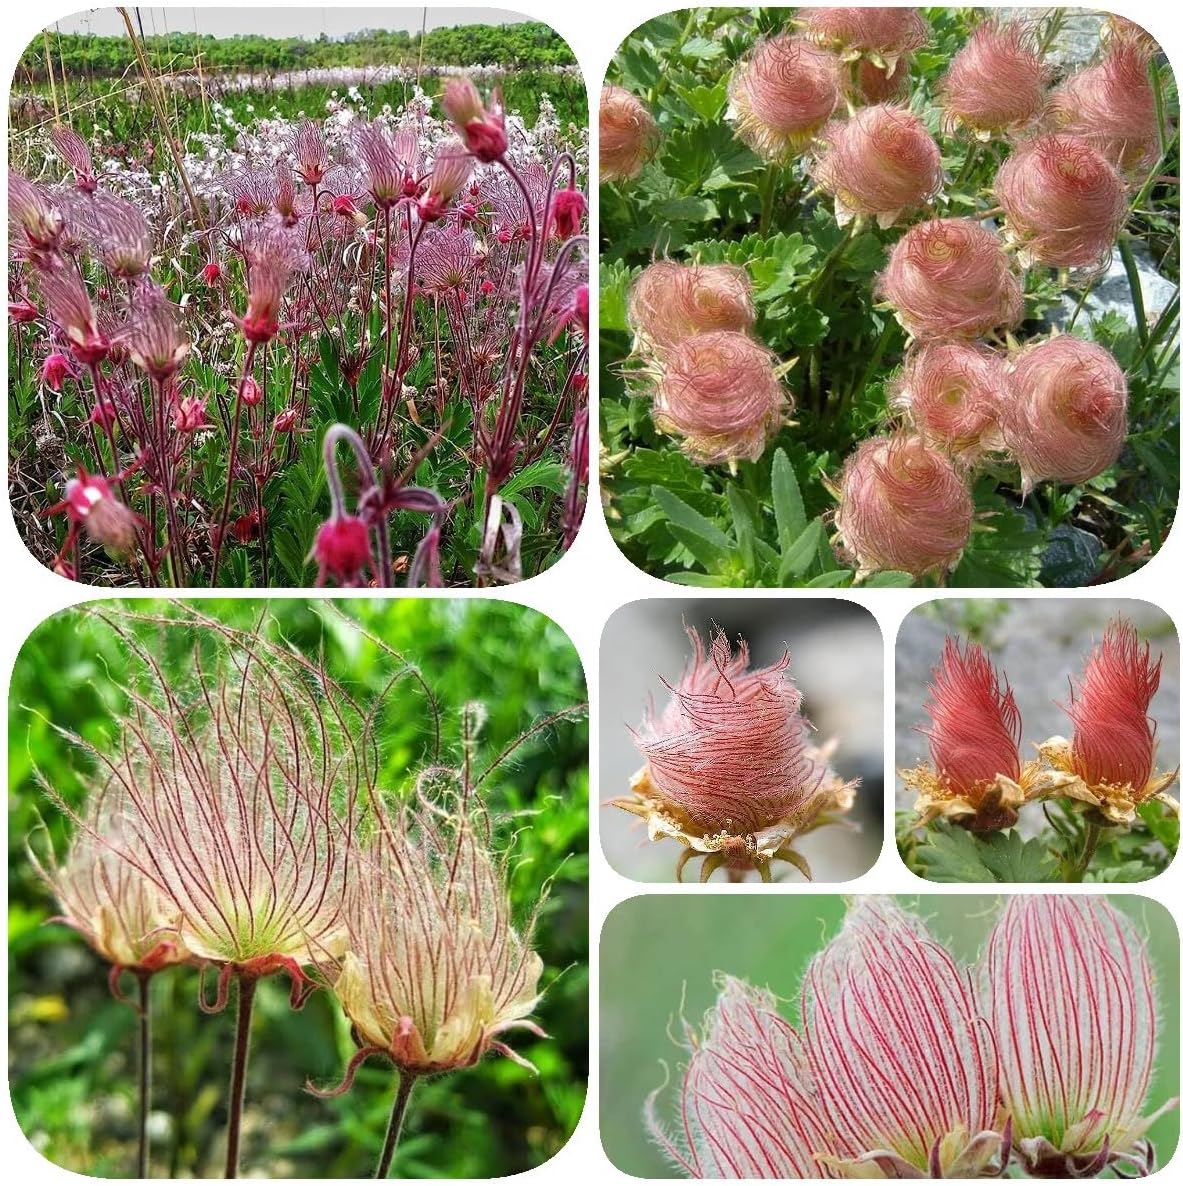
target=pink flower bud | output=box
[599,86,659,183]
[418,142,473,222]
[799,7,929,58]
[729,35,840,162]
[835,434,973,577]
[240,376,263,407]
[998,335,1127,492]
[628,261,755,350]
[651,331,786,465]
[442,78,507,162]
[812,103,942,227]
[313,513,373,587]
[548,186,586,239]
[60,472,139,557]
[939,20,1048,135]
[200,261,222,286]
[273,406,299,433]
[41,351,75,392]
[9,298,39,324]
[170,394,210,434]
[90,399,119,430]
[877,217,1023,339]
[995,134,1127,269]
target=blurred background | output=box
[600,598,883,881]
[8,598,588,1178]
[896,599,1179,831]
[599,894,1180,1178]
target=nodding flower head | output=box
[41,350,75,392]
[801,898,1008,1179]
[418,141,473,222]
[1048,43,1160,177]
[627,261,755,351]
[328,769,544,1079]
[834,434,973,578]
[599,85,659,183]
[293,119,330,186]
[122,283,190,383]
[9,170,64,256]
[798,6,929,62]
[239,223,309,343]
[901,637,1042,831]
[650,330,787,466]
[1037,618,1178,825]
[50,124,98,192]
[812,104,943,228]
[995,134,1128,270]
[877,217,1023,339]
[442,78,508,163]
[312,513,373,588]
[998,334,1128,493]
[548,185,587,240]
[939,20,1048,136]
[38,269,109,366]
[981,896,1176,1178]
[612,624,856,883]
[729,35,840,162]
[647,975,837,1177]
[890,341,1005,464]
[50,468,139,558]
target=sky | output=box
[51,7,527,39]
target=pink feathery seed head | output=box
[802,898,1005,1178]
[835,435,973,577]
[228,168,275,218]
[418,140,473,222]
[599,85,659,183]
[58,471,139,557]
[122,284,190,383]
[924,637,1022,802]
[293,119,330,186]
[1048,43,1160,176]
[239,222,309,343]
[353,122,412,209]
[939,20,1048,135]
[799,7,929,56]
[647,975,836,1177]
[312,513,373,588]
[442,78,507,163]
[812,104,943,226]
[416,225,477,297]
[729,35,841,163]
[995,134,1128,269]
[628,261,756,350]
[999,334,1127,491]
[50,124,97,192]
[1066,618,1162,794]
[633,624,823,839]
[1104,14,1160,55]
[273,163,300,226]
[8,170,64,254]
[89,192,153,280]
[408,523,443,588]
[981,896,1170,1176]
[891,340,1005,461]
[41,350,75,392]
[10,298,40,323]
[38,268,109,366]
[548,185,587,240]
[651,331,787,466]
[878,217,1024,339]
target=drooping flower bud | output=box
[939,20,1048,137]
[834,434,973,578]
[10,298,39,324]
[650,330,787,465]
[41,350,75,392]
[627,261,756,351]
[312,513,373,587]
[995,134,1128,269]
[418,141,473,222]
[240,375,263,407]
[877,217,1023,339]
[200,261,222,286]
[812,103,943,227]
[38,268,109,365]
[52,469,140,558]
[598,86,659,183]
[50,124,98,192]
[729,35,841,162]
[547,185,586,240]
[170,394,210,434]
[998,334,1127,493]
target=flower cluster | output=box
[651,896,1175,1179]
[609,624,856,882]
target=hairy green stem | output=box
[1065,819,1104,882]
[374,1071,418,1179]
[223,975,257,1179]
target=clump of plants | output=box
[9,61,588,587]
[600,8,1178,588]
[897,616,1179,882]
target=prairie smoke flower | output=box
[122,284,190,382]
[890,341,1004,463]
[238,223,309,343]
[995,134,1128,270]
[812,104,943,228]
[8,169,63,255]
[38,268,109,365]
[648,975,837,1177]
[239,375,263,407]
[170,394,210,434]
[312,513,373,587]
[418,141,473,222]
[628,261,756,351]
[408,523,443,588]
[90,192,153,279]
[901,637,1058,830]
[939,21,1047,137]
[200,261,222,286]
[50,469,140,558]
[801,898,1007,1178]
[293,119,330,185]
[799,7,929,67]
[611,625,856,882]
[998,335,1127,493]
[981,896,1177,1176]
[834,435,973,579]
[599,85,659,183]
[10,297,39,323]
[650,331,787,466]
[1048,43,1160,177]
[50,124,98,192]
[877,218,1023,339]
[41,350,75,391]
[1104,14,1160,55]
[416,225,476,297]
[442,77,508,162]
[1037,619,1178,825]
[548,185,587,240]
[355,122,420,209]
[729,36,840,162]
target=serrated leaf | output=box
[599,259,637,333]
[915,821,1058,883]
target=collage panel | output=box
[7,598,588,1177]
[8,8,589,589]
[600,597,883,883]
[896,597,1179,883]
[600,893,1180,1178]
[598,7,1178,589]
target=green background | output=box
[8,598,588,1178]
[600,894,1180,1177]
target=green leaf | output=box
[914,821,1059,883]
[771,447,807,545]
[864,570,914,588]
[651,485,734,551]
[652,195,719,223]
[726,485,759,573]
[599,259,637,333]
[499,460,568,499]
[674,80,728,122]
[681,36,726,62]
[777,517,824,583]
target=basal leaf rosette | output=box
[611,625,856,883]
